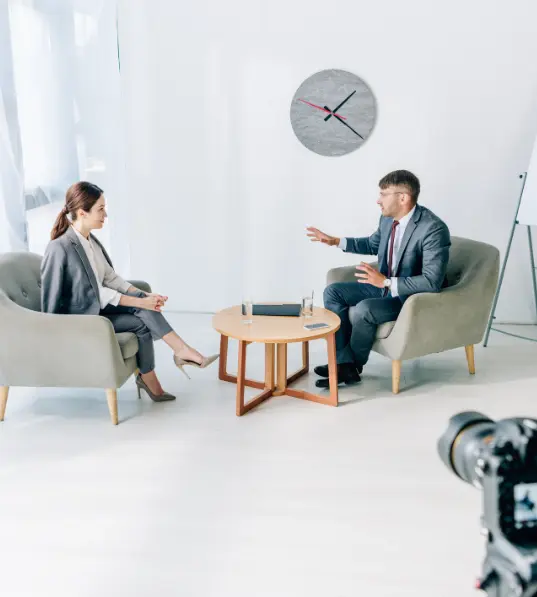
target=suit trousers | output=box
[323,283,402,367]
[100,291,174,374]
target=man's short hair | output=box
[379,170,420,203]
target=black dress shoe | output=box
[314,363,362,378]
[315,364,361,388]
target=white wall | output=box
[518,138,537,227]
[118,0,537,322]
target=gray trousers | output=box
[323,283,402,367]
[100,291,173,374]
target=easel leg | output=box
[528,226,537,322]
[483,173,527,347]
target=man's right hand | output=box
[306,227,340,247]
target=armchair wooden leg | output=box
[106,389,118,425]
[465,345,475,375]
[0,386,9,421]
[392,361,401,394]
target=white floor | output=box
[1,315,536,597]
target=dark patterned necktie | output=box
[387,220,400,279]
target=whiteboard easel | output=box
[483,172,537,345]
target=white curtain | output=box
[0,0,129,271]
[0,0,27,252]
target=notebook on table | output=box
[249,303,302,317]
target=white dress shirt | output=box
[338,206,416,298]
[72,227,131,308]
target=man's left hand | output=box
[355,262,387,289]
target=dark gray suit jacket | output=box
[343,204,451,302]
[41,226,127,315]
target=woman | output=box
[40,181,218,402]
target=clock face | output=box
[290,69,377,157]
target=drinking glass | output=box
[242,298,253,324]
[302,295,314,318]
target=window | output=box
[9,1,79,209]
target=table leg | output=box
[273,344,288,396]
[236,340,247,416]
[235,341,274,416]
[284,333,338,407]
[326,332,339,406]
[303,341,310,372]
[218,334,229,381]
[219,334,265,390]
[286,341,310,386]
[265,343,275,390]
[220,334,337,414]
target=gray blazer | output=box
[343,204,451,302]
[41,226,127,315]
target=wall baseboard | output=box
[492,322,537,326]
[163,311,537,326]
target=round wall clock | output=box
[290,69,377,157]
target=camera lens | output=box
[438,411,495,485]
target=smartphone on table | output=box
[303,322,330,331]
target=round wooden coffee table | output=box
[212,306,341,416]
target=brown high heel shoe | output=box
[173,353,219,379]
[135,375,176,402]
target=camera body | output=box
[438,412,537,597]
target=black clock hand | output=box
[324,90,356,122]
[324,106,364,139]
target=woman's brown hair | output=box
[50,181,104,240]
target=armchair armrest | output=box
[127,280,152,294]
[0,292,129,388]
[375,286,488,361]
[327,262,378,285]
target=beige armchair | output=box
[326,236,500,393]
[0,252,151,425]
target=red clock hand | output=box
[298,99,347,120]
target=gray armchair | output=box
[0,252,151,425]
[326,236,500,393]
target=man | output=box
[307,170,450,388]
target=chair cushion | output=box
[115,332,139,360]
[348,304,397,339]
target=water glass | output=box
[242,298,253,324]
[302,296,314,318]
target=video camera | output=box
[438,411,537,597]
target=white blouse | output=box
[72,227,131,309]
